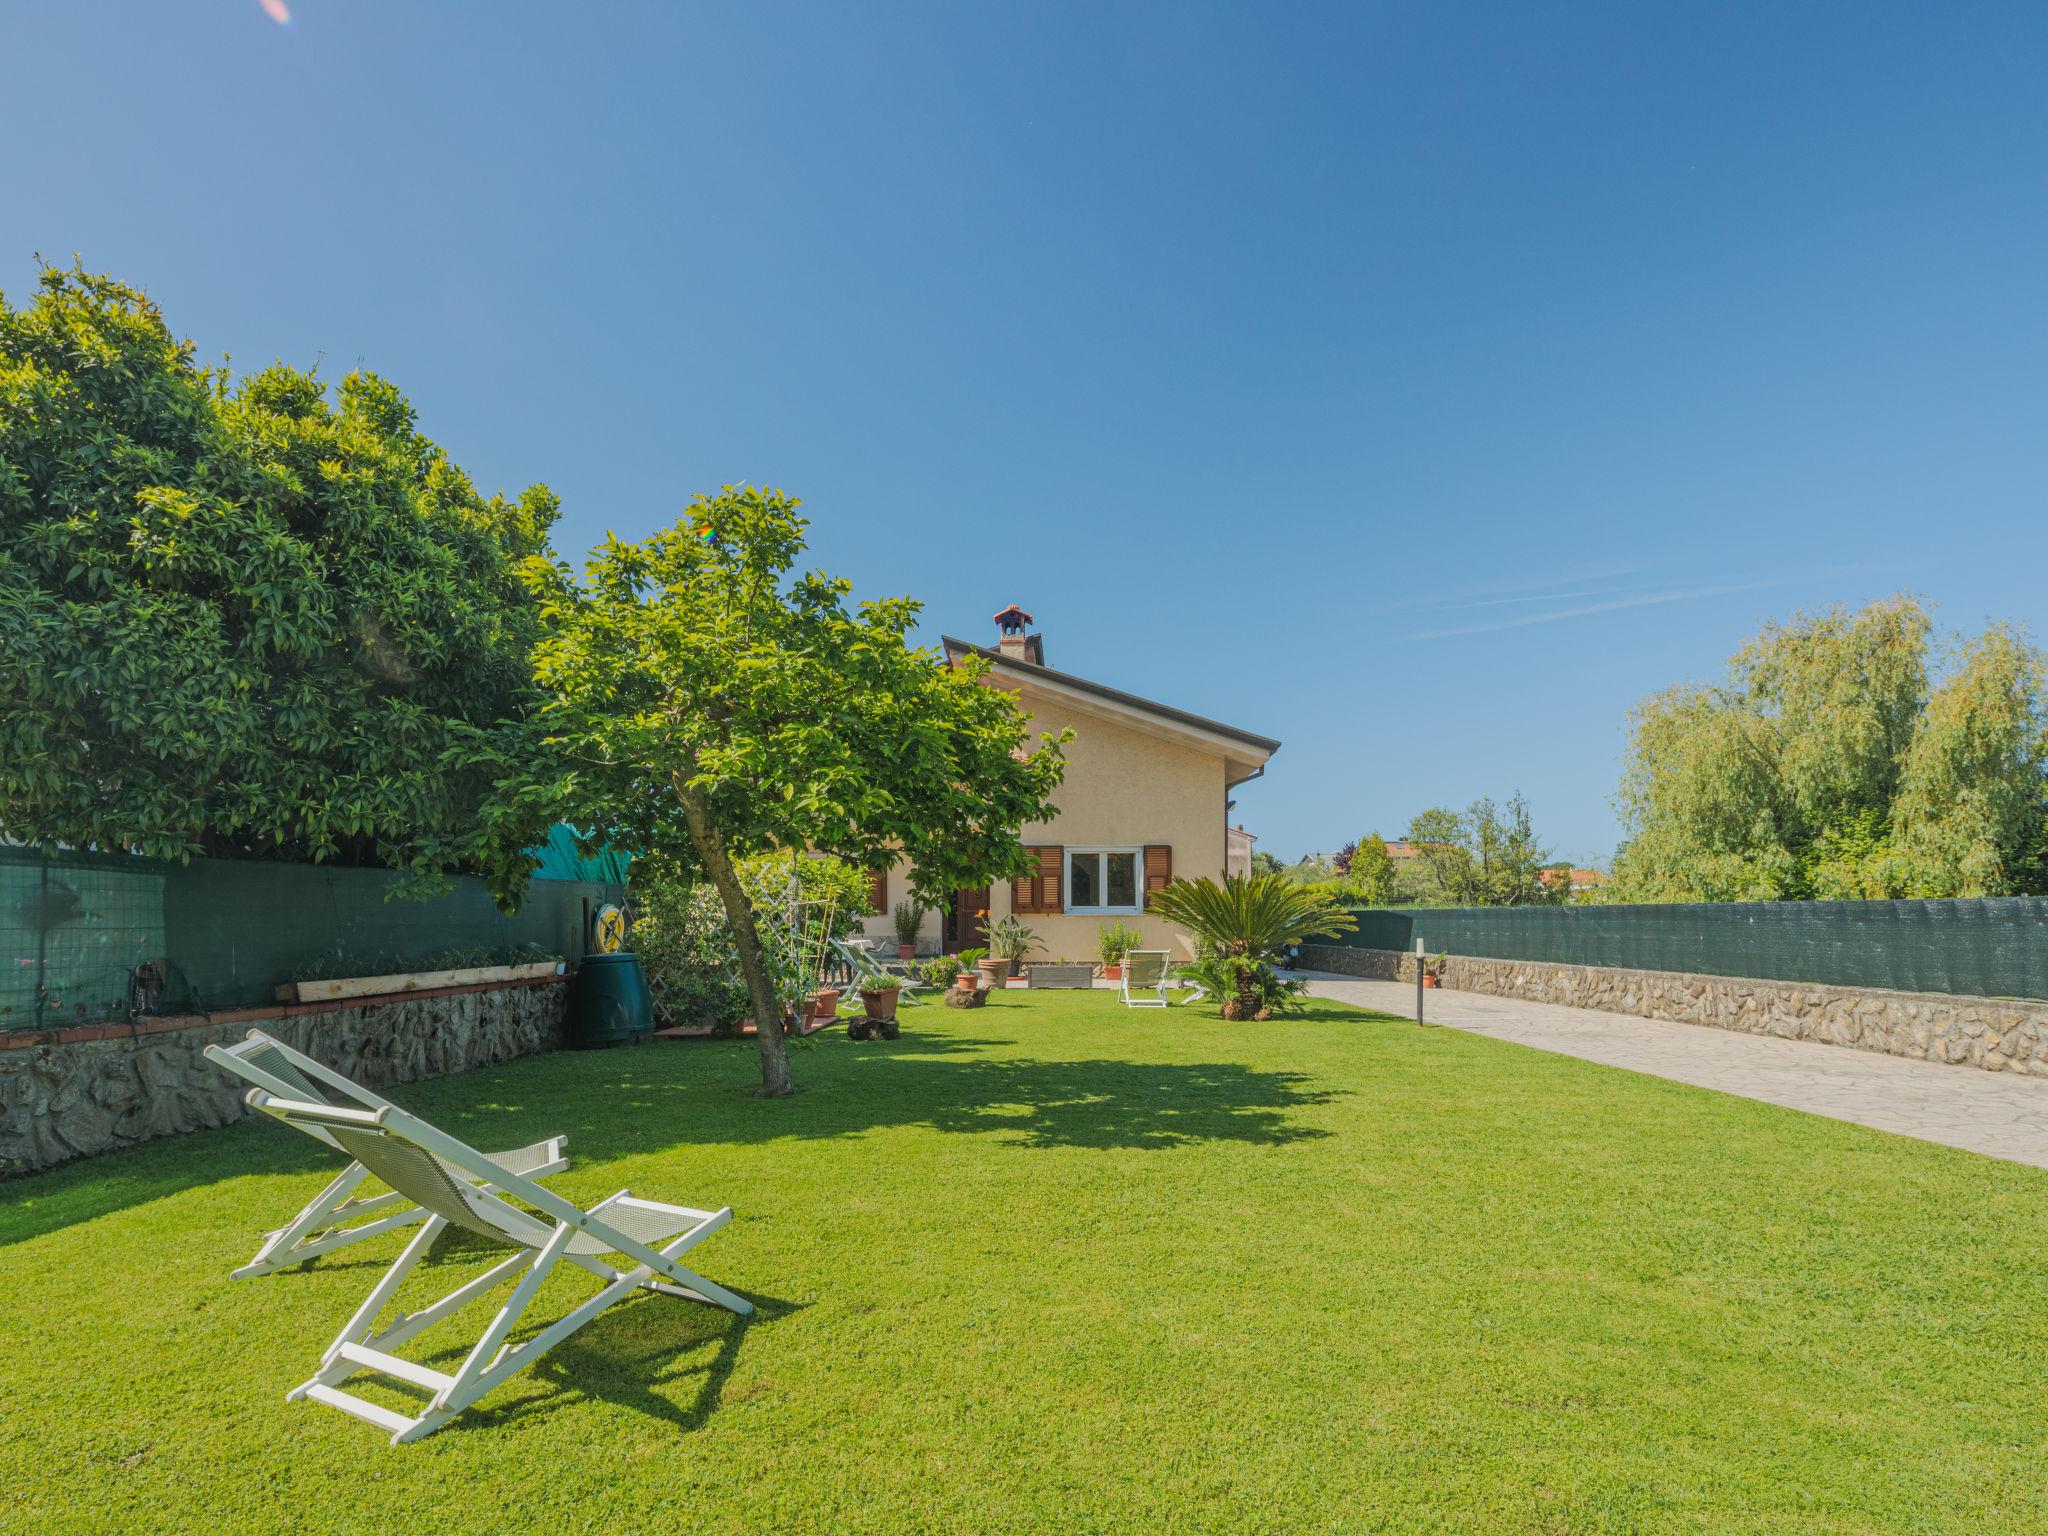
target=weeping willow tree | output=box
[1606,596,2048,902]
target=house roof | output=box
[941,635,1281,781]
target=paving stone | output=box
[1299,972,2048,1171]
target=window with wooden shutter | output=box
[867,867,889,914]
[1143,845,1172,910]
[1013,845,1064,914]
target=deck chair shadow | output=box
[1121,950,1207,1008]
[244,1084,752,1444]
[205,1029,569,1280]
[829,937,929,1005]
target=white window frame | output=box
[1065,846,1145,916]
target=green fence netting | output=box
[1312,899,2048,1000]
[530,823,634,885]
[1,841,626,1031]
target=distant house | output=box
[1538,867,1608,901]
[1225,824,1258,879]
[857,605,1280,960]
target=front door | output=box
[945,887,989,952]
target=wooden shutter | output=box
[868,867,889,914]
[1143,845,1172,910]
[1012,846,1064,915]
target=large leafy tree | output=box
[1608,597,2048,900]
[0,267,560,895]
[1404,794,1559,906]
[1346,833,1398,906]
[528,486,1067,1096]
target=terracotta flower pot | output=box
[977,958,1010,989]
[859,985,900,1021]
[804,987,842,1024]
[956,972,979,992]
[897,943,916,961]
[1421,974,1440,989]
[1101,963,1123,982]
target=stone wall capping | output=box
[0,975,559,1051]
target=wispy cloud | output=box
[1407,573,1806,641]
[1429,583,1667,612]
[1388,563,1655,614]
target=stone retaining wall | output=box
[1296,945,2048,1077]
[0,977,567,1175]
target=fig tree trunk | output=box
[673,768,793,1097]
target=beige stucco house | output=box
[858,606,1279,962]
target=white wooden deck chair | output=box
[829,937,927,1005]
[1120,950,1208,1008]
[243,1086,751,1444]
[205,1029,568,1280]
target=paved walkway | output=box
[1299,972,2048,1171]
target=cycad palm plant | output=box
[1149,874,1358,1019]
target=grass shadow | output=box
[429,1288,804,1440]
[0,1114,334,1249]
[544,1036,1342,1158]
[4,1000,1355,1246]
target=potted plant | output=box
[1421,952,1446,989]
[891,899,924,961]
[1096,920,1142,981]
[984,914,1038,979]
[857,980,901,1022]
[804,986,842,1026]
[954,946,988,991]
[1147,874,1357,1022]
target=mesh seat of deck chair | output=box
[221,1034,563,1183]
[1127,952,1171,986]
[327,1123,704,1256]
[226,1036,345,1144]
[1122,951,1173,996]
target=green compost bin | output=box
[568,953,654,1048]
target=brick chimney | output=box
[992,604,1045,667]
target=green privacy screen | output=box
[1319,899,2048,1001]
[529,823,634,885]
[1,842,626,1031]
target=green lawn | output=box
[4,991,2048,1534]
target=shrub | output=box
[985,914,1038,961]
[1096,921,1144,966]
[0,266,560,899]
[631,875,747,1033]
[1148,875,1356,1021]
[630,851,874,1032]
[892,899,926,948]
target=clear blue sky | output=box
[8,2,2047,865]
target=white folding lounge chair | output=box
[1120,950,1207,1008]
[829,936,927,1005]
[205,1029,568,1280]
[244,1085,751,1444]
